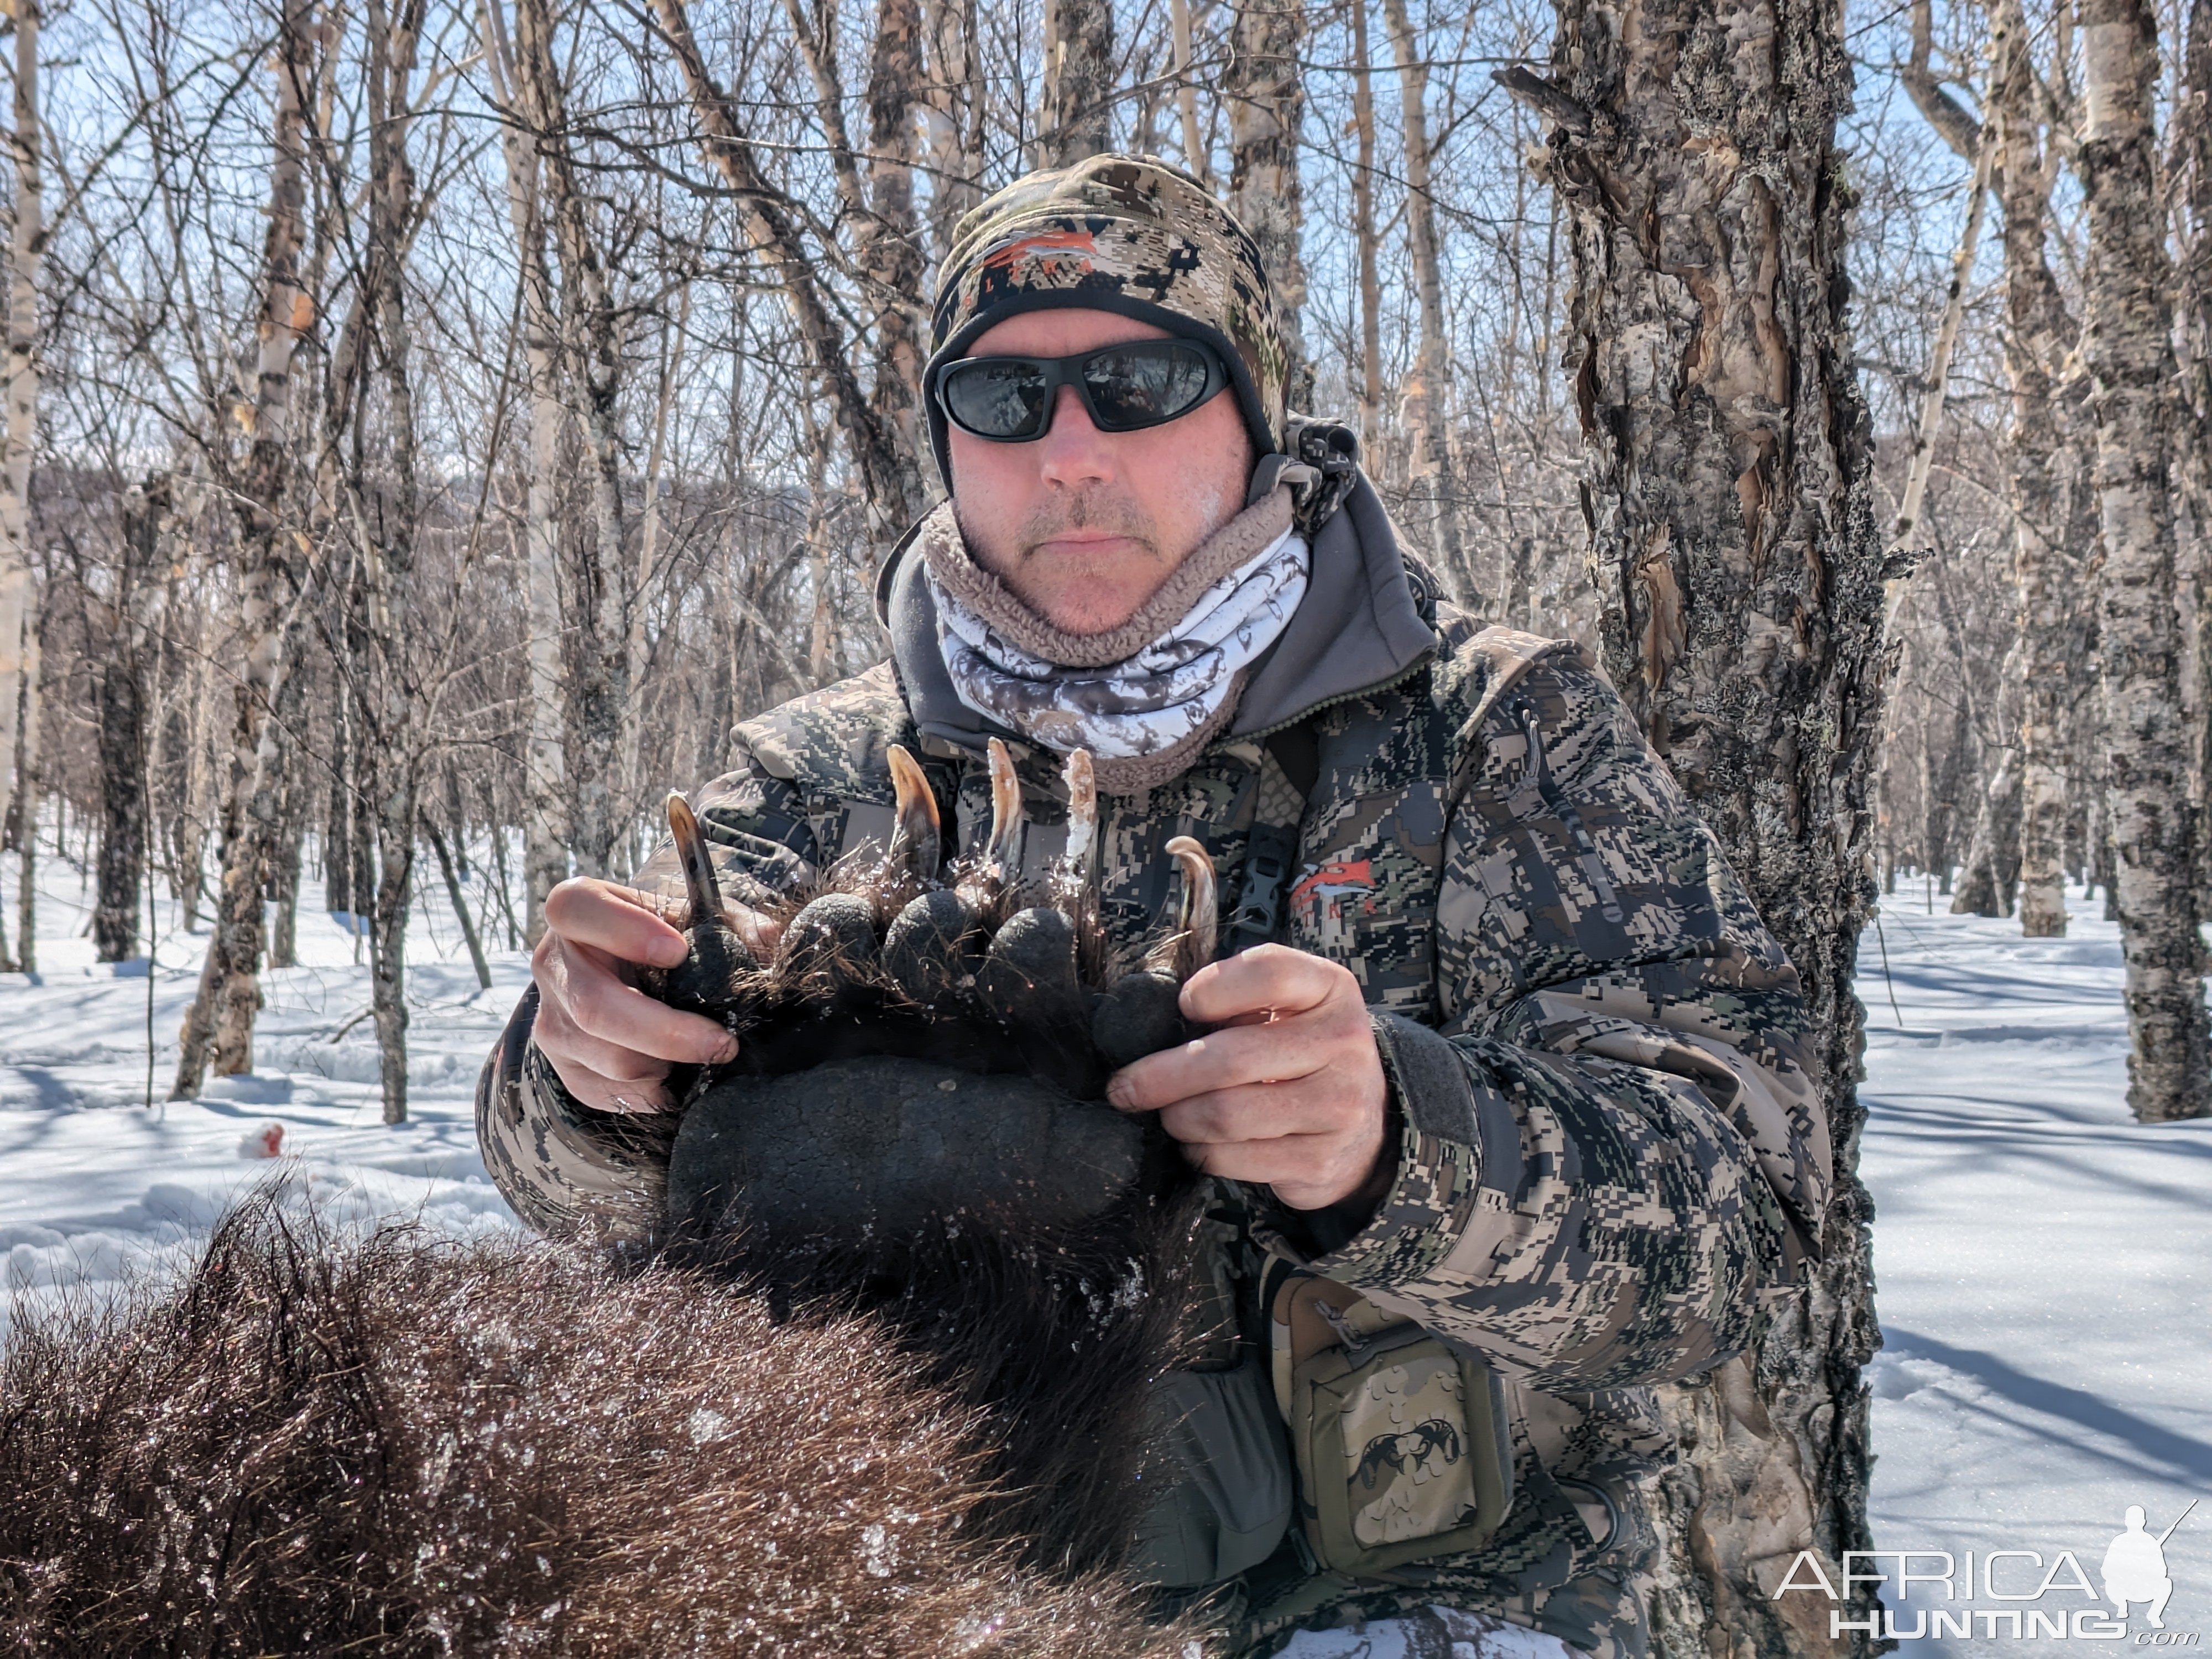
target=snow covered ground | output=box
[1858,894,2210,1653]
[0,834,523,1341]
[1,840,2205,1653]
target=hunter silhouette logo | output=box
[1770,1499,2200,1642]
[2105,1503,2192,1629]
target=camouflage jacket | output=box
[475,473,1830,1659]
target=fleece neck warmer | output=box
[920,485,1307,792]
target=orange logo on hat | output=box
[980,228,1098,278]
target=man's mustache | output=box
[1018,490,1156,558]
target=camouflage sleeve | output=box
[474,985,677,1245]
[1290,651,1832,1392]
[480,668,902,1239]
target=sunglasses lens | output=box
[941,359,1050,439]
[1082,342,1214,430]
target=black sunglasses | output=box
[935,338,1231,442]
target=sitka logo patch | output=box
[979,229,1098,280]
[1292,860,1374,930]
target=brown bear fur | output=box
[0,1191,1208,1657]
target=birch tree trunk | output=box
[789,0,930,509]
[1350,0,1384,450]
[1993,0,2078,938]
[512,0,627,883]
[1225,0,1309,404]
[1380,0,1467,592]
[803,393,836,685]
[1885,114,1992,552]
[865,0,927,485]
[1517,0,1888,1641]
[177,646,214,931]
[781,0,871,228]
[919,0,982,279]
[479,0,568,943]
[624,289,685,853]
[361,0,424,1126]
[92,487,156,962]
[1169,0,1211,185]
[0,0,41,881]
[1039,0,1114,166]
[2078,0,2211,1121]
[11,599,35,977]
[173,0,317,1095]
[2174,0,2212,926]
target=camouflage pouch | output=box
[1271,1273,1513,1575]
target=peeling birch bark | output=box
[1533,0,1889,1643]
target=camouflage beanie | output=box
[923,154,1290,493]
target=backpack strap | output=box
[1223,721,1321,956]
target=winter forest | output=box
[0,0,2207,1651]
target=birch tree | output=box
[354,0,427,1124]
[0,0,42,911]
[919,0,982,274]
[865,0,927,476]
[510,0,632,883]
[1509,0,1889,1642]
[651,0,926,529]
[173,0,319,1095]
[1039,0,1114,165]
[1991,0,2081,939]
[1225,0,1310,400]
[480,0,568,942]
[2076,0,2211,1121]
[1380,0,1466,592]
[1349,0,1385,450]
[91,478,165,963]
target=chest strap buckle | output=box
[1224,820,1298,955]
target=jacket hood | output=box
[874,456,1441,763]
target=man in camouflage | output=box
[477,155,1830,1659]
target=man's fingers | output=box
[545,878,690,968]
[538,933,738,1066]
[1153,1081,1348,1149]
[1178,942,1348,1025]
[566,965,738,1066]
[1109,1015,1337,1112]
[1173,1128,1359,1201]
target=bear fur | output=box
[0,1189,1209,1657]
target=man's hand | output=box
[530,877,775,1115]
[1105,943,1393,1211]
